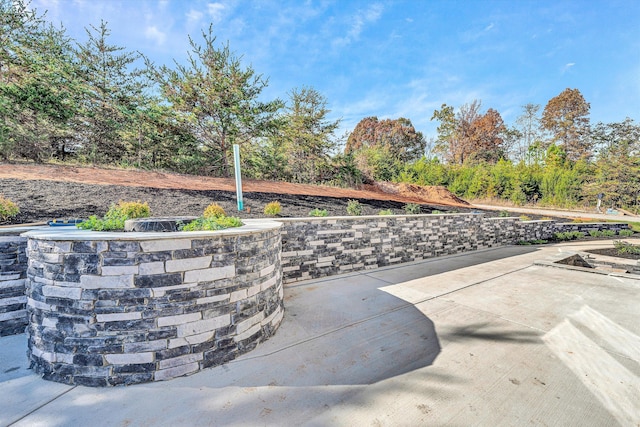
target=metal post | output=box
[233,144,244,211]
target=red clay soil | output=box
[0,163,470,208]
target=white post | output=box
[233,144,244,211]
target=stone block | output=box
[139,261,165,276]
[101,265,139,276]
[81,274,134,289]
[157,312,201,327]
[154,362,199,381]
[140,239,192,253]
[158,353,202,370]
[176,314,231,337]
[96,312,142,323]
[42,285,82,300]
[134,273,182,288]
[105,352,154,365]
[166,256,212,273]
[184,265,235,284]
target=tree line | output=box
[1,1,638,213]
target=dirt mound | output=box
[373,182,470,207]
[0,163,470,208]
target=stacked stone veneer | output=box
[23,222,283,386]
[0,230,29,336]
[278,215,629,282]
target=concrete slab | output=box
[1,242,638,426]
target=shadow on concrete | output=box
[440,322,541,344]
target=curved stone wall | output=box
[23,220,283,386]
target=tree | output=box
[513,103,546,164]
[541,88,591,161]
[0,0,81,161]
[279,86,340,183]
[149,26,283,177]
[345,116,425,162]
[431,101,506,164]
[345,116,425,182]
[75,21,146,164]
[592,118,640,212]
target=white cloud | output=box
[561,62,575,73]
[145,25,167,46]
[485,22,494,31]
[207,2,226,23]
[333,2,384,48]
[186,9,204,25]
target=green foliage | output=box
[517,239,548,245]
[618,229,634,237]
[180,216,243,231]
[346,199,362,216]
[309,208,328,217]
[519,215,531,221]
[77,200,150,231]
[0,195,19,222]
[613,240,640,255]
[601,229,616,237]
[404,203,421,214]
[498,210,511,217]
[588,230,603,237]
[203,203,226,219]
[553,231,585,241]
[378,209,393,215]
[264,201,282,216]
[431,210,443,214]
[148,25,283,177]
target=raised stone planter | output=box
[23,220,283,386]
[124,216,198,232]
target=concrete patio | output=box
[1,240,638,426]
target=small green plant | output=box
[404,203,421,214]
[346,199,362,216]
[309,208,328,217]
[78,200,150,231]
[601,229,616,237]
[588,230,604,237]
[613,240,640,255]
[264,201,282,216]
[203,203,226,219]
[180,216,243,231]
[378,209,393,215]
[0,195,19,222]
[519,215,532,221]
[618,229,634,237]
[517,239,549,245]
[431,210,443,214]
[554,231,585,241]
[498,210,511,217]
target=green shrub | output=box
[378,209,393,215]
[588,230,603,237]
[203,203,226,219]
[618,229,634,237]
[613,240,640,255]
[553,231,585,241]
[180,216,243,231]
[404,203,421,214]
[431,210,443,214]
[309,208,328,217]
[601,229,616,237]
[346,199,362,216]
[498,210,511,217]
[519,215,532,221]
[264,201,282,216]
[78,200,150,231]
[0,195,19,222]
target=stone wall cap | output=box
[276,213,477,222]
[21,219,281,241]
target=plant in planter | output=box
[78,201,150,231]
[180,204,243,231]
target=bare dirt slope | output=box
[0,163,473,224]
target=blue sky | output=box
[31,0,640,142]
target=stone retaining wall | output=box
[278,215,630,282]
[23,221,283,386]
[0,233,28,336]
